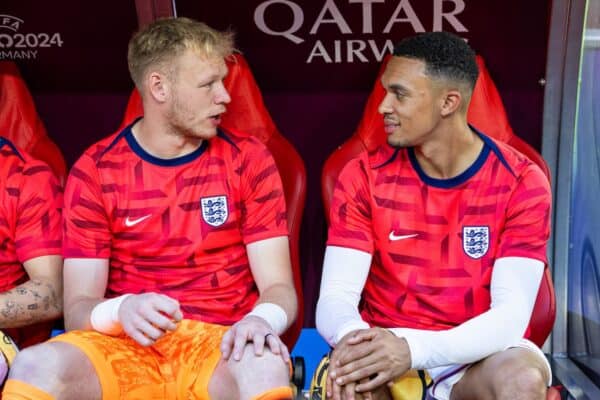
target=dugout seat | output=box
[320,55,559,400]
[120,54,306,349]
[0,61,67,185]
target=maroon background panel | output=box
[1,0,138,91]
[175,0,550,324]
[2,0,551,326]
[176,1,549,95]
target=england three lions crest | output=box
[201,196,228,227]
[463,226,489,259]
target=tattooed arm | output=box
[0,255,63,328]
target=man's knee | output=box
[491,361,547,400]
[222,344,290,400]
[9,341,98,393]
[229,344,289,378]
[452,347,549,400]
[9,343,59,383]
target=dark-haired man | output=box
[315,32,552,400]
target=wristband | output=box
[246,302,288,335]
[90,294,132,336]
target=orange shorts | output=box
[50,319,228,400]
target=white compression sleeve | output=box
[316,246,372,346]
[390,257,544,369]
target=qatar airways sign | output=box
[176,0,546,91]
[253,0,468,63]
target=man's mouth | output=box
[384,120,399,133]
[209,112,224,124]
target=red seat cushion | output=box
[0,61,67,184]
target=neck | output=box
[413,119,483,179]
[132,116,203,160]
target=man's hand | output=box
[220,315,290,363]
[325,329,371,400]
[118,293,183,346]
[330,328,411,393]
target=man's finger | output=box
[144,310,178,332]
[172,308,184,322]
[342,382,356,400]
[155,294,182,317]
[279,340,290,363]
[355,373,389,393]
[135,318,165,341]
[220,328,235,359]
[335,361,379,386]
[231,329,249,361]
[332,378,343,400]
[329,345,348,369]
[264,333,280,354]
[358,378,372,400]
[252,332,266,356]
[345,330,377,345]
[129,328,155,347]
[336,341,375,367]
[326,374,334,398]
[335,352,380,380]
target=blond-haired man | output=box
[4,17,296,400]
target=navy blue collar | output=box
[100,117,209,167]
[0,136,25,161]
[125,127,208,167]
[406,125,514,189]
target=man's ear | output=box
[440,89,463,117]
[147,71,169,103]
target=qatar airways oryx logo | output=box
[254,0,469,64]
[0,14,64,60]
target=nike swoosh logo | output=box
[124,214,151,227]
[389,232,419,241]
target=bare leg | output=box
[209,343,290,400]
[450,348,549,400]
[7,342,101,400]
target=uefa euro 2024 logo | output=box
[0,15,63,60]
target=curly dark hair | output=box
[393,31,479,90]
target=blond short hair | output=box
[127,17,235,89]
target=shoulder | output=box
[0,137,55,183]
[338,144,406,182]
[66,130,125,191]
[486,137,550,189]
[82,130,126,164]
[70,129,127,179]
[214,127,268,153]
[212,127,275,170]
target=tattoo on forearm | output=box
[0,280,61,326]
[1,301,19,319]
